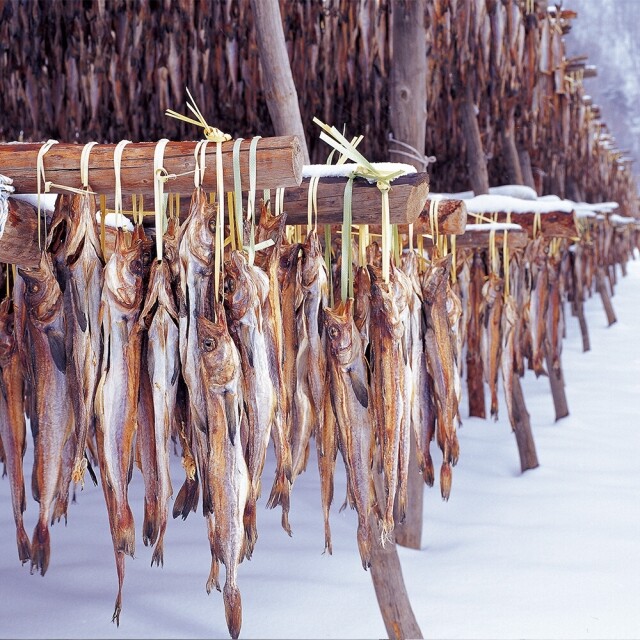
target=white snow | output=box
[1,256,640,639]
[487,185,538,200]
[11,193,57,212]
[463,222,523,232]
[609,214,635,226]
[96,211,135,232]
[465,194,574,214]
[302,162,416,180]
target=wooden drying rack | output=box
[0,138,442,266]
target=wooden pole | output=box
[460,84,489,195]
[416,198,468,235]
[518,148,537,192]
[544,345,569,422]
[388,0,427,551]
[500,112,524,186]
[250,0,310,164]
[595,266,617,325]
[0,138,304,195]
[370,474,423,640]
[511,375,539,472]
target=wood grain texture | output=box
[0,199,41,267]
[0,137,304,195]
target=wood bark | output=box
[575,298,591,352]
[389,0,427,172]
[489,211,578,239]
[0,138,304,195]
[415,198,468,235]
[394,432,423,550]
[370,473,423,640]
[596,266,617,325]
[518,148,536,191]
[544,346,569,421]
[500,113,524,186]
[460,84,489,195]
[511,375,539,472]
[250,0,310,164]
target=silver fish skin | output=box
[197,305,250,640]
[324,299,373,569]
[94,229,145,624]
[224,250,275,556]
[0,297,30,563]
[139,222,181,567]
[480,272,504,420]
[368,264,405,539]
[19,252,74,577]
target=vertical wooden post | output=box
[511,376,539,471]
[518,148,537,191]
[501,110,524,186]
[389,0,427,551]
[460,83,490,195]
[544,346,569,421]
[370,474,423,640]
[250,0,310,163]
[596,266,617,326]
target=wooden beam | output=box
[0,199,41,267]
[468,211,579,239]
[414,198,467,236]
[270,173,430,225]
[0,137,304,196]
[421,227,528,250]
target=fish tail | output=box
[30,520,50,576]
[71,456,87,487]
[423,452,435,487]
[172,475,199,521]
[356,520,372,570]
[116,505,136,557]
[323,515,333,556]
[266,469,292,536]
[243,494,258,559]
[206,556,220,594]
[151,538,165,568]
[51,492,69,526]
[440,462,452,501]
[223,582,243,640]
[142,497,160,547]
[111,551,125,626]
[16,523,31,564]
[449,431,460,467]
[490,390,499,421]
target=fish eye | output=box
[131,259,143,275]
[29,283,40,294]
[164,248,174,262]
[208,216,216,233]
[142,251,152,266]
[328,326,339,339]
[280,256,291,269]
[224,277,236,294]
[6,321,14,334]
[202,337,217,352]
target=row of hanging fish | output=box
[452,235,570,430]
[0,189,465,640]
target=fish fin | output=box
[172,474,200,520]
[70,279,88,332]
[223,583,243,640]
[356,521,372,570]
[46,329,67,372]
[17,525,31,564]
[30,521,50,576]
[243,494,257,560]
[86,455,98,486]
[347,367,369,408]
[440,462,452,501]
[245,333,255,368]
[170,354,180,386]
[224,392,237,445]
[151,539,164,568]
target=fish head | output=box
[162,218,182,281]
[324,299,357,364]
[481,272,504,304]
[421,257,450,304]
[223,251,255,321]
[301,229,323,287]
[365,241,382,267]
[368,266,403,337]
[0,298,15,363]
[104,229,145,311]
[133,225,155,278]
[278,242,301,287]
[19,252,63,323]
[256,202,287,246]
[184,197,216,267]
[64,192,98,262]
[196,306,239,387]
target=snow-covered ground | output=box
[1,256,639,639]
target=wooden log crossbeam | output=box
[420,224,528,250]
[0,137,304,195]
[477,210,579,239]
